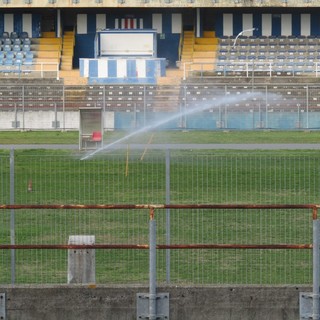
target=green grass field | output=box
[0,130,318,285]
[1,129,320,144]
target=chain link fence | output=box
[0,149,318,285]
[1,83,320,130]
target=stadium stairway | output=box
[60,31,75,71]
[32,31,61,63]
[60,69,88,85]
[32,31,62,73]
[157,68,183,85]
[180,30,218,72]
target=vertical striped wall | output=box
[80,58,166,84]
[77,14,147,34]
[76,13,182,35]
[0,13,40,37]
[220,12,320,37]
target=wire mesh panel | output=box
[7,208,150,284]
[0,153,11,284]
[0,150,319,285]
[1,83,320,130]
[170,152,320,204]
[157,208,312,285]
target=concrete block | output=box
[68,235,95,284]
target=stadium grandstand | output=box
[1,1,320,131]
[0,1,320,84]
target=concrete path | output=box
[2,143,320,150]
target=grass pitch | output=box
[0,130,319,285]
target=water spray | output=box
[80,91,271,161]
[125,144,130,177]
[140,133,155,161]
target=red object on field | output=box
[92,131,102,142]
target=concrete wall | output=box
[0,110,319,130]
[0,111,115,130]
[0,285,310,320]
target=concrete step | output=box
[61,56,73,63]
[33,61,60,71]
[33,38,62,45]
[33,44,62,51]
[189,63,215,71]
[184,38,194,44]
[195,38,219,45]
[41,31,56,38]
[193,44,218,51]
[203,31,216,37]
[60,64,73,71]
[60,70,88,85]
[36,51,61,59]
[193,58,216,64]
[193,51,217,58]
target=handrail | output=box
[183,61,320,78]
[0,203,317,250]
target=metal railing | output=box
[1,203,319,318]
[0,62,60,80]
[0,203,315,285]
[1,82,320,130]
[183,61,320,79]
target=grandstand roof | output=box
[2,0,319,8]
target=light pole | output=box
[232,27,258,49]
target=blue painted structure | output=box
[112,111,320,130]
[80,57,166,84]
[0,13,41,38]
[79,29,166,84]
[74,12,182,68]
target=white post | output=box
[68,235,96,284]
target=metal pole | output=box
[183,85,187,129]
[10,148,15,285]
[56,62,59,80]
[149,210,157,320]
[54,103,57,129]
[103,85,106,131]
[306,85,309,129]
[143,85,146,127]
[62,85,65,131]
[14,103,17,128]
[225,85,228,128]
[313,219,320,320]
[134,103,137,129]
[265,85,268,129]
[165,149,171,284]
[22,85,25,130]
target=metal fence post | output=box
[306,85,309,129]
[265,85,268,129]
[10,148,15,285]
[224,85,228,129]
[103,85,106,131]
[300,208,320,319]
[22,85,25,130]
[137,207,169,319]
[312,218,320,319]
[143,85,146,127]
[165,149,171,284]
[183,85,187,129]
[149,210,157,320]
[62,85,65,131]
